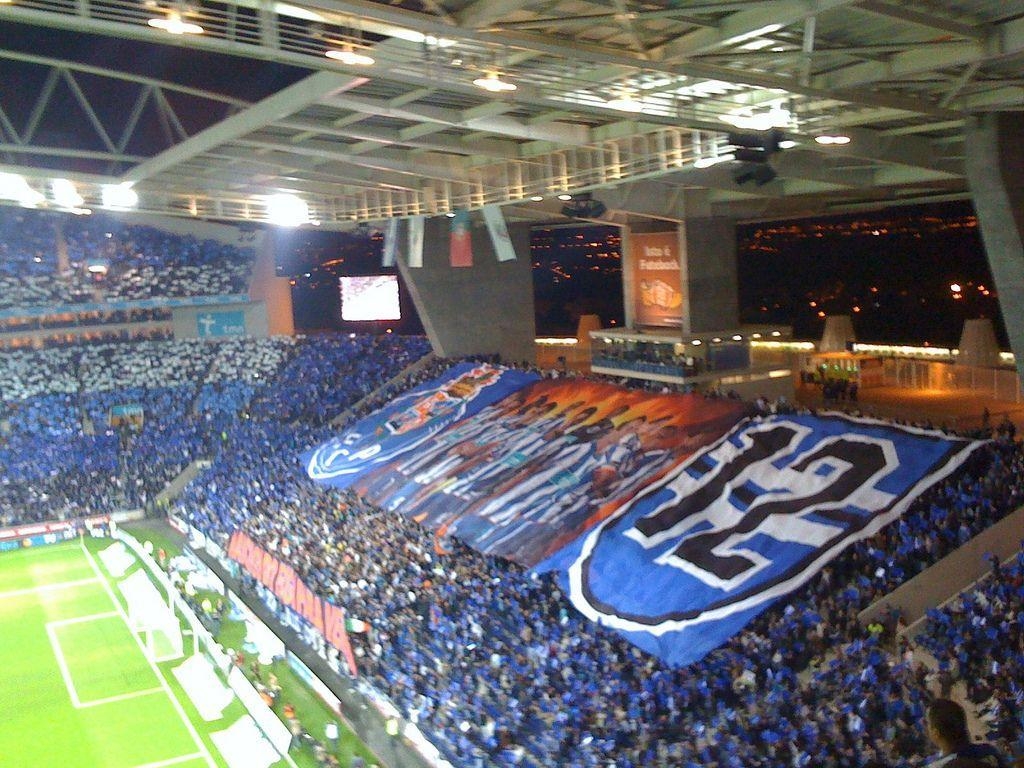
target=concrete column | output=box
[620,226,636,330]
[397,217,535,363]
[679,217,739,334]
[820,315,856,353]
[958,318,1000,367]
[964,114,1024,385]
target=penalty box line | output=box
[0,576,100,601]
[46,611,164,709]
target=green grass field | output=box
[0,537,378,768]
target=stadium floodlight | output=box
[102,183,138,210]
[52,178,84,209]
[0,172,45,206]
[264,193,309,227]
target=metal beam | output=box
[123,71,367,183]
[650,0,859,60]
[458,0,541,30]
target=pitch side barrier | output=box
[170,515,444,768]
[0,510,146,552]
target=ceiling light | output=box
[265,193,309,227]
[694,153,735,169]
[0,173,44,206]
[102,183,138,210]
[52,178,84,208]
[778,140,798,149]
[473,72,516,92]
[605,93,644,112]
[147,11,204,35]
[445,211,456,217]
[557,193,572,201]
[720,107,790,131]
[814,133,851,145]
[325,45,375,66]
[530,195,544,202]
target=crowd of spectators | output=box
[2,325,1022,767]
[0,207,255,312]
[0,333,430,525]
[917,546,1024,759]
[167,348,1024,767]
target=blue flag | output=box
[305,363,538,488]
[553,413,983,666]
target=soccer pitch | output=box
[0,539,269,768]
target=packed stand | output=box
[177,372,1023,767]
[0,207,255,312]
[917,544,1024,759]
[1,334,430,525]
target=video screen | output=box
[340,275,401,321]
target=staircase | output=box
[154,458,211,508]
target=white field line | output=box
[130,752,206,768]
[47,610,119,628]
[77,686,165,709]
[45,622,82,708]
[80,541,219,768]
[0,577,99,601]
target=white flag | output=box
[407,215,424,268]
[382,218,399,267]
[482,204,516,262]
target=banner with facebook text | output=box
[349,379,748,567]
[304,363,540,489]
[549,413,983,666]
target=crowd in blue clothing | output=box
[210,430,1022,768]
[0,334,429,525]
[0,207,254,313]
[918,545,1024,759]
[166,353,1023,768]
[2,329,1023,767]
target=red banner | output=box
[227,530,358,677]
[449,210,473,267]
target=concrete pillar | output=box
[964,114,1024,385]
[397,217,535,363]
[820,315,856,353]
[957,318,1000,367]
[624,218,738,335]
[679,217,739,334]
[249,236,294,336]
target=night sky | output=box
[278,201,1003,348]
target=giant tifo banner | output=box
[349,379,748,567]
[227,530,358,676]
[549,413,983,666]
[304,363,540,488]
[631,231,683,327]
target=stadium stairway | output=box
[154,458,212,508]
[858,505,1024,629]
[330,351,437,427]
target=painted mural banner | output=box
[305,363,540,489]
[631,231,683,327]
[350,378,748,567]
[553,412,983,666]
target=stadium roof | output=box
[1,0,1022,229]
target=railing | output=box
[882,359,1022,403]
